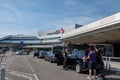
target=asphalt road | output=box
[4,53,120,80]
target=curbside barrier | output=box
[0,68,5,80]
[103,56,120,71]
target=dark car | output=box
[33,50,39,58]
[39,51,47,58]
[54,49,64,65]
[65,50,104,73]
[44,52,56,62]
[22,51,27,55]
[49,52,57,63]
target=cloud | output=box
[0,24,36,38]
[64,0,77,6]
[0,2,24,22]
[45,15,103,30]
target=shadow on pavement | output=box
[104,70,120,80]
[104,70,120,75]
[106,78,120,80]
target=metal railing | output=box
[103,56,120,71]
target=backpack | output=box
[97,72,105,80]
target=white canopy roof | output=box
[61,13,120,44]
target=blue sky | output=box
[0,0,120,37]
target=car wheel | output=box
[45,58,47,61]
[76,64,81,73]
[49,59,52,63]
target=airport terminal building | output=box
[0,34,40,50]
[0,24,81,51]
[0,13,120,57]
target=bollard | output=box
[108,57,111,70]
[105,57,108,70]
[106,57,111,70]
[0,67,5,80]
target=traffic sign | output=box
[20,41,24,48]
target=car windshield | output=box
[71,50,85,58]
[48,52,54,56]
[41,51,47,54]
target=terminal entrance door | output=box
[105,45,114,57]
[114,44,120,57]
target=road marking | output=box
[33,74,39,80]
[6,69,34,76]
[24,56,35,73]
[5,77,13,80]
[5,77,9,80]
[6,55,15,68]
[24,56,39,80]
[8,70,32,80]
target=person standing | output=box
[87,46,97,80]
[63,48,69,70]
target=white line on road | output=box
[5,77,11,80]
[6,54,16,68]
[24,56,39,80]
[34,74,39,80]
[7,69,34,76]
[8,70,32,80]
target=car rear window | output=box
[71,50,85,58]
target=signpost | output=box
[20,41,24,49]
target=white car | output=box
[15,51,22,55]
